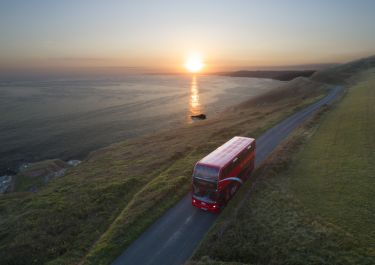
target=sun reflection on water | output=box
[188,75,202,122]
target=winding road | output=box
[112,85,342,265]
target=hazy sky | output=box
[1,0,375,72]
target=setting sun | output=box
[185,53,204,73]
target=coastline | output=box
[0,75,331,264]
[0,75,280,176]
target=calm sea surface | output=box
[0,74,281,173]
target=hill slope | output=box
[1,56,374,265]
[217,70,315,81]
[0,78,329,265]
[190,68,375,265]
[312,55,375,84]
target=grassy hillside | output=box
[13,159,69,192]
[0,77,329,265]
[312,55,375,84]
[190,69,375,265]
[290,69,375,247]
[217,70,315,81]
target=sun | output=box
[185,53,204,73]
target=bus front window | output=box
[192,178,217,203]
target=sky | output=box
[0,0,375,74]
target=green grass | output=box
[190,69,375,265]
[290,69,375,248]
[0,78,330,265]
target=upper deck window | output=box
[193,165,219,182]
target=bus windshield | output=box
[192,178,217,203]
[193,165,219,182]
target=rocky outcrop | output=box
[191,114,207,120]
[12,159,81,193]
[0,175,12,194]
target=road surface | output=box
[112,85,342,265]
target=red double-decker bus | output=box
[191,136,255,212]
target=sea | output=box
[0,74,281,174]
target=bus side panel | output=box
[240,150,255,181]
[217,148,255,204]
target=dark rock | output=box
[191,114,207,120]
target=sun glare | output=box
[185,53,204,73]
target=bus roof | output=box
[198,136,255,168]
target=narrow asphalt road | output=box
[112,85,342,265]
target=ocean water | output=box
[0,74,281,173]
